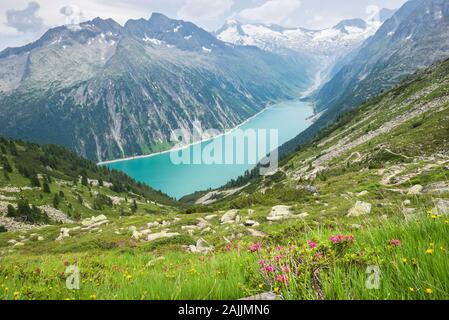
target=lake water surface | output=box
[105,100,314,199]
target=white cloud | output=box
[177,0,234,25]
[239,0,302,25]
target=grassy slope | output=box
[1,59,449,300]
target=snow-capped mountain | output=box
[0,13,311,161]
[314,0,449,114]
[216,18,381,59]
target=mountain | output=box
[216,18,379,58]
[0,13,311,162]
[314,0,449,114]
[216,17,381,84]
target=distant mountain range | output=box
[314,0,449,113]
[280,0,449,155]
[0,13,311,161]
[1,0,448,165]
[216,16,382,86]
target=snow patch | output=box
[143,36,163,45]
[202,46,212,53]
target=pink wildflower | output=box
[307,240,317,249]
[274,255,283,262]
[282,266,290,273]
[264,265,274,273]
[390,239,401,247]
[330,234,355,244]
[276,274,289,285]
[315,251,323,258]
[249,242,262,253]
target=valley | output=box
[0,0,448,302]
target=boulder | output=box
[408,185,423,195]
[196,218,210,229]
[204,214,217,220]
[267,205,292,221]
[243,220,259,227]
[82,215,108,229]
[220,209,238,224]
[432,200,449,215]
[147,231,179,242]
[147,222,160,228]
[56,228,70,241]
[347,201,372,217]
[247,228,266,238]
[131,230,142,240]
[356,191,369,197]
[187,238,214,254]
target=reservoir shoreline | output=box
[98,100,295,166]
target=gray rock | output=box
[432,200,449,215]
[408,185,423,195]
[220,209,238,224]
[347,201,372,217]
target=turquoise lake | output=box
[105,100,313,199]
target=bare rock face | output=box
[432,200,449,215]
[347,201,372,217]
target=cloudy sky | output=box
[0,0,407,50]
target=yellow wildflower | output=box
[274,287,280,295]
[426,248,434,255]
[402,258,408,264]
[258,284,264,289]
[409,288,415,292]
[425,288,433,295]
[90,293,97,300]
